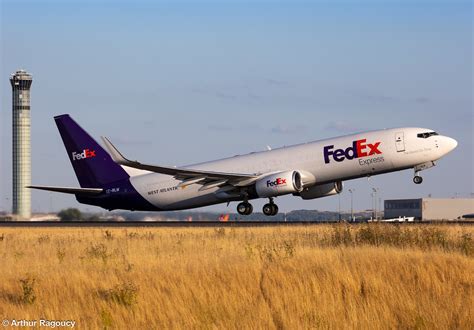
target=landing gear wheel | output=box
[263,204,273,216]
[413,176,423,184]
[270,203,278,216]
[246,203,253,215]
[263,203,279,216]
[237,202,253,215]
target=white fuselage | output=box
[127,127,457,210]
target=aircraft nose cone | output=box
[445,137,458,153]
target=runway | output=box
[0,220,472,227]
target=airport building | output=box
[10,69,32,219]
[384,198,474,221]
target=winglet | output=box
[101,136,130,164]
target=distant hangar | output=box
[384,198,474,221]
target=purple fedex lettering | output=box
[323,145,335,163]
[323,139,382,164]
[345,141,357,160]
[333,149,345,162]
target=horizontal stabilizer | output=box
[27,185,103,195]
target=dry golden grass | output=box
[0,224,473,329]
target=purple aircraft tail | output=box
[54,114,129,188]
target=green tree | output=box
[58,208,82,221]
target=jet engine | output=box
[255,171,304,198]
[297,181,343,200]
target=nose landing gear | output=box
[413,175,423,184]
[413,170,423,184]
[263,198,279,216]
[412,162,436,185]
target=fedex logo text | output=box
[323,139,381,164]
[267,178,287,187]
[72,149,96,161]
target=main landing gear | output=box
[237,202,253,215]
[236,198,279,216]
[413,170,423,184]
[263,198,278,216]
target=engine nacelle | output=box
[298,181,343,200]
[256,171,304,198]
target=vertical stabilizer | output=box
[54,114,129,187]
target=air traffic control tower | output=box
[10,69,32,219]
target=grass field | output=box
[0,224,473,329]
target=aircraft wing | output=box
[101,137,259,188]
[27,185,103,195]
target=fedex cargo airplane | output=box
[29,115,457,216]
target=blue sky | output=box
[1,0,472,213]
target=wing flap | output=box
[198,179,228,191]
[177,176,207,188]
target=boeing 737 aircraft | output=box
[29,115,457,216]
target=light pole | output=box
[372,188,379,220]
[379,197,382,219]
[370,192,375,220]
[348,189,355,222]
[338,193,341,222]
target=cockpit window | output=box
[417,132,438,138]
